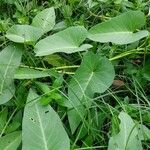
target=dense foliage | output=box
[0,0,150,149]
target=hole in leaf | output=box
[30,117,36,123]
[45,110,49,114]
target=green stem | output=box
[109,48,144,61]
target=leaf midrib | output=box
[73,71,94,102]
[123,120,127,149]
[35,104,48,150]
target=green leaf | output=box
[68,52,115,133]
[0,44,22,104]
[35,82,63,105]
[0,131,21,150]
[32,7,55,33]
[34,26,92,56]
[35,82,51,94]
[22,89,70,150]
[14,67,50,79]
[5,121,20,134]
[0,108,8,132]
[108,112,143,150]
[53,21,66,31]
[88,11,149,44]
[6,25,43,44]
[138,124,150,141]
[44,54,68,67]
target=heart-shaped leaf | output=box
[0,44,22,104]
[6,25,43,44]
[34,26,92,56]
[22,89,70,150]
[88,11,149,44]
[68,51,115,133]
[32,7,55,33]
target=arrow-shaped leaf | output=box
[88,11,149,44]
[34,26,92,56]
[22,89,70,150]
